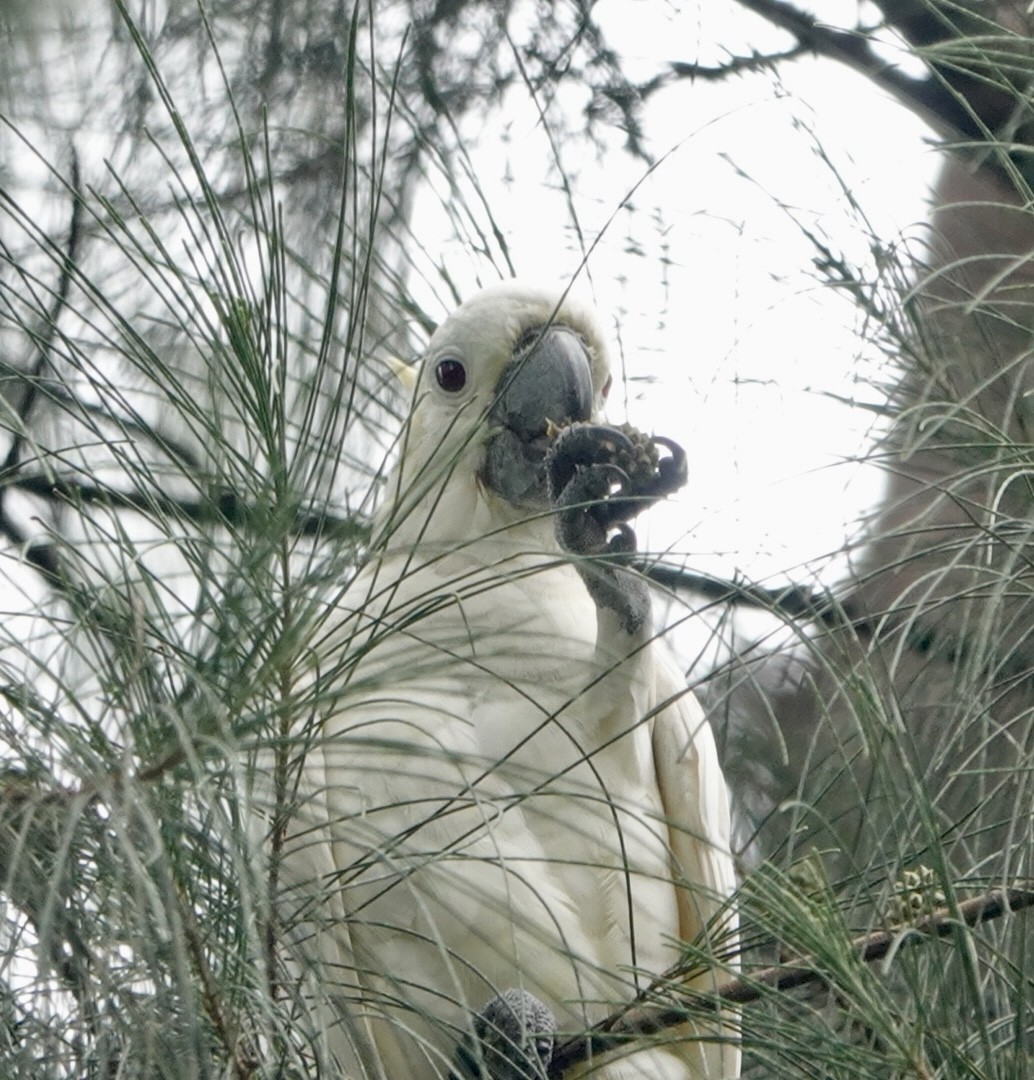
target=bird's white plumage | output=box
[290,283,739,1078]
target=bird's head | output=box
[378,283,613,545]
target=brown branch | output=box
[639,559,857,628]
[867,0,1034,138]
[667,44,809,82]
[730,0,1003,145]
[6,472,369,545]
[549,885,1034,1076]
[8,465,840,629]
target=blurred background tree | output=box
[1,0,1032,1076]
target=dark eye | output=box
[435,357,467,393]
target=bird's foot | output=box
[545,422,687,634]
[451,989,556,1080]
[546,421,687,552]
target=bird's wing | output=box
[651,649,740,1077]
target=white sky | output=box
[3,0,942,602]
[412,1,941,591]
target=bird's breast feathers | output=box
[301,282,737,1079]
[319,544,680,926]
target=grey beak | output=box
[480,326,595,508]
[492,326,595,441]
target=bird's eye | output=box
[435,357,467,393]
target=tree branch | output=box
[666,44,809,84]
[639,559,855,628]
[730,0,1015,146]
[0,148,83,479]
[7,472,368,544]
[4,463,837,631]
[0,149,83,585]
[550,885,1034,1075]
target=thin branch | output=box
[730,0,1001,144]
[549,885,1034,1075]
[0,149,83,583]
[6,464,842,629]
[667,44,809,82]
[640,559,856,628]
[6,472,369,545]
[0,504,63,586]
[0,148,83,482]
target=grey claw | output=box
[608,522,637,555]
[546,423,635,503]
[547,421,674,636]
[650,435,688,496]
[451,989,556,1080]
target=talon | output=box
[548,423,686,556]
[649,435,688,496]
[594,461,631,498]
[608,522,637,555]
[546,422,635,502]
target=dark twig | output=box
[550,885,1034,1075]
[7,472,369,545]
[667,44,809,82]
[0,505,63,587]
[4,462,836,627]
[639,559,856,628]
[0,150,83,581]
[0,149,82,481]
[730,0,1008,145]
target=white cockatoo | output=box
[288,282,739,1079]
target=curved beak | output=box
[480,325,595,508]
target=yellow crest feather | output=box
[384,354,418,393]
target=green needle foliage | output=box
[0,3,397,1073]
[1,1,1034,1078]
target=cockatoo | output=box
[290,282,739,1079]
